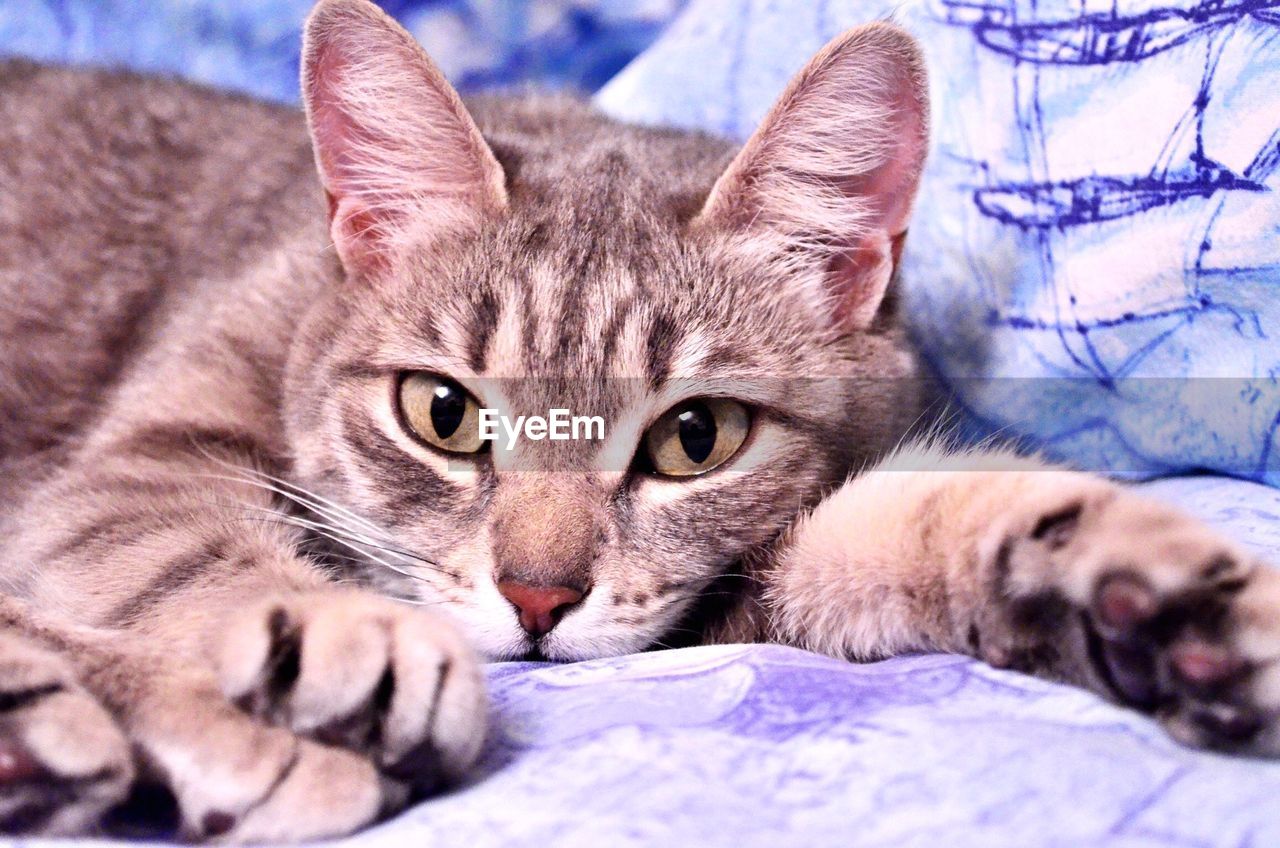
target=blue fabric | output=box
[0,1,683,101]
[597,0,1280,487]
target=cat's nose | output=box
[496,581,585,638]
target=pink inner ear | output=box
[309,43,399,272]
[829,78,927,326]
[846,133,924,242]
[307,36,398,271]
[326,191,389,273]
[301,2,506,276]
[828,231,894,328]
[698,23,928,330]
[831,44,928,311]
[308,41,350,191]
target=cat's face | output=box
[284,0,928,660]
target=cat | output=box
[1,0,1277,840]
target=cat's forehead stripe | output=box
[461,255,660,379]
[645,312,676,390]
[465,286,499,373]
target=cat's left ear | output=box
[695,23,928,329]
[302,0,506,277]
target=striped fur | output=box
[1,1,1279,839]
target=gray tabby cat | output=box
[1,0,1277,840]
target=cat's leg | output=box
[757,443,1280,755]
[1,433,485,839]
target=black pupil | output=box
[677,403,717,464]
[429,383,467,439]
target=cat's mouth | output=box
[515,646,553,663]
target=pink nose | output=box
[497,581,585,637]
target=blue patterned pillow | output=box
[0,0,683,100]
[598,0,1280,486]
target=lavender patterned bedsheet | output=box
[349,481,1280,848]
[9,475,1279,847]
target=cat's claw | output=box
[216,589,487,796]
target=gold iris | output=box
[644,399,750,477]
[398,373,484,454]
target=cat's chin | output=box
[515,646,552,663]
[468,617,660,662]
[488,638,639,664]
[499,642,588,663]
[480,644,569,663]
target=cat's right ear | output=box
[694,23,928,331]
[302,0,506,277]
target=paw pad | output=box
[0,739,41,785]
[1094,573,1157,633]
[1170,641,1246,687]
[1184,702,1263,744]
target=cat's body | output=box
[0,58,913,655]
[1,1,1279,841]
[0,60,318,517]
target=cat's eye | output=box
[397,373,485,454]
[643,398,750,477]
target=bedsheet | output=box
[9,474,1279,847]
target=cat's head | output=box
[283,0,929,660]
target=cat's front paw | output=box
[216,589,486,796]
[0,634,134,836]
[996,487,1280,755]
[0,613,394,842]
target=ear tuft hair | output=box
[302,0,506,276]
[697,23,929,330]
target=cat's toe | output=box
[1081,560,1280,755]
[1081,571,1164,707]
[0,622,392,842]
[204,738,386,844]
[1159,637,1264,750]
[217,589,487,796]
[369,601,486,792]
[120,673,387,843]
[0,635,134,836]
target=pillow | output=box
[0,0,681,101]
[597,0,1280,487]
